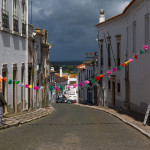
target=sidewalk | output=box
[0,106,54,130]
[75,103,150,138]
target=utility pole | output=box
[30,0,42,25]
[31,1,33,24]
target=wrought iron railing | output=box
[22,20,26,35]
[13,15,18,32]
[1,9,9,29]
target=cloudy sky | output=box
[28,0,131,61]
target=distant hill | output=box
[50,61,83,66]
[50,61,83,73]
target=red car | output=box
[72,100,76,103]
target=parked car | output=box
[67,99,73,104]
[72,100,76,103]
[62,98,68,103]
[56,98,62,103]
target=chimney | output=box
[99,9,105,23]
[60,67,62,77]
[51,67,54,71]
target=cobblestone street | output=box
[0,104,150,150]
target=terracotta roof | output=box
[69,74,77,78]
[84,61,94,65]
[50,70,57,73]
[55,75,68,83]
[95,0,135,26]
[56,74,68,79]
[76,64,85,70]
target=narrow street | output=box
[0,104,149,150]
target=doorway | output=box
[2,65,7,113]
[13,65,17,113]
[112,82,116,106]
[21,64,25,110]
[125,65,130,109]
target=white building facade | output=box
[96,0,150,113]
[0,0,28,113]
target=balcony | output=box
[13,15,18,32]
[1,9,9,29]
[22,20,26,35]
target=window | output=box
[117,42,121,66]
[108,80,111,90]
[126,27,129,58]
[87,69,88,80]
[22,2,25,20]
[13,0,17,16]
[133,21,136,53]
[108,44,111,67]
[2,0,7,10]
[100,45,103,66]
[79,73,80,81]
[145,14,149,44]
[117,83,120,93]
[100,70,103,83]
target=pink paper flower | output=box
[73,84,77,88]
[84,80,90,84]
[129,59,134,62]
[143,45,148,50]
[34,86,39,90]
[79,82,83,87]
[25,84,28,88]
[107,71,112,74]
[55,87,59,91]
[67,85,71,89]
[112,67,117,72]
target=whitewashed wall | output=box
[97,0,150,113]
[0,0,28,113]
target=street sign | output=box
[143,104,150,125]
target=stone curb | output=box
[0,107,54,130]
[75,103,150,139]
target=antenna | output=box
[31,0,42,25]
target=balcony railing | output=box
[22,20,26,35]
[13,15,18,32]
[1,9,9,29]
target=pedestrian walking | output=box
[0,86,7,126]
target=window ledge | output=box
[12,30,19,36]
[1,27,10,33]
[21,33,27,38]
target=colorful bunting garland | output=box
[3,44,149,91]
[79,82,83,87]
[16,81,20,84]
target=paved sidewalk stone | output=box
[75,103,150,138]
[0,106,54,130]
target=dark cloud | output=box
[29,0,131,61]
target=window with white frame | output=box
[100,44,103,66]
[133,21,136,53]
[108,43,111,67]
[145,13,149,45]
[116,35,121,66]
[13,0,17,16]
[2,0,7,10]
[22,1,25,21]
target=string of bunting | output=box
[2,44,149,92]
